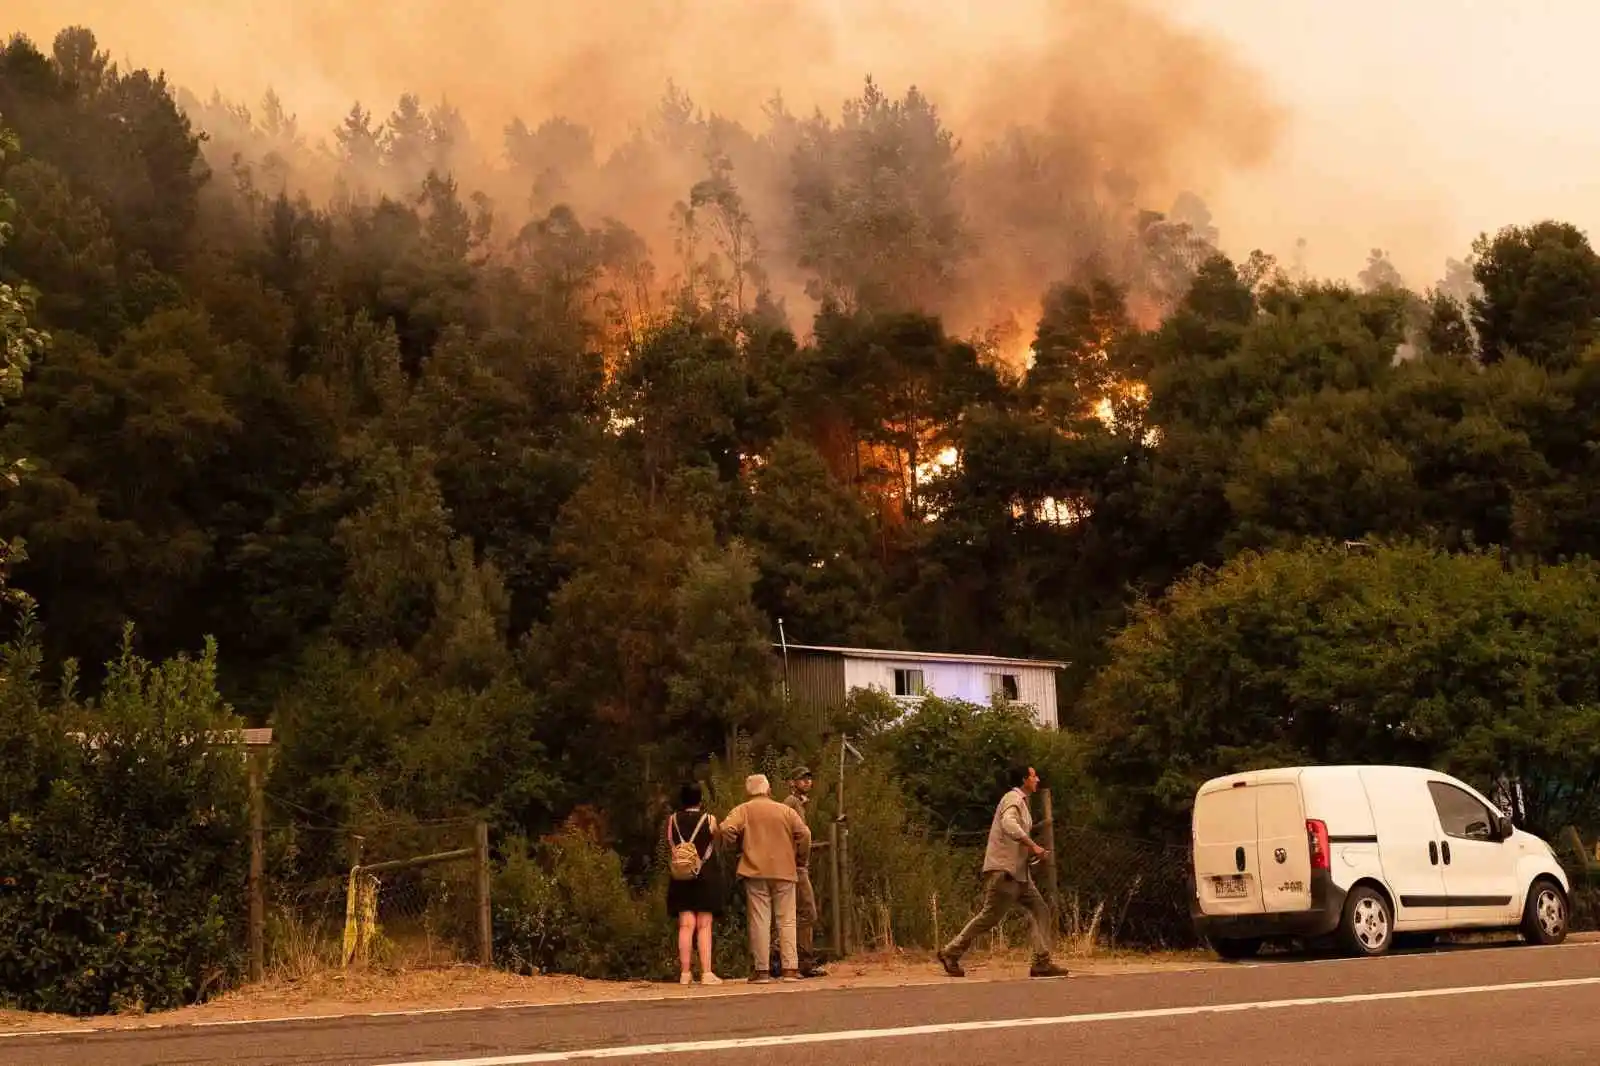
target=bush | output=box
[0,622,249,1015]
[1086,541,1600,839]
[876,695,1100,834]
[492,826,663,980]
[828,756,984,951]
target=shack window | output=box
[894,668,925,697]
[988,673,1020,701]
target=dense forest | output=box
[4,26,1600,1007]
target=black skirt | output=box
[665,811,726,917]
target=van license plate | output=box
[1213,876,1247,899]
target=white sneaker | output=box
[700,973,723,985]
[679,971,693,985]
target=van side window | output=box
[1427,781,1496,841]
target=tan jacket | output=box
[982,787,1037,880]
[720,795,812,882]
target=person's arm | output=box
[720,805,745,846]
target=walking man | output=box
[783,766,827,977]
[937,764,1069,979]
[720,773,811,982]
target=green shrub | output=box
[0,622,249,1015]
[876,695,1098,834]
[492,828,664,980]
[829,756,984,950]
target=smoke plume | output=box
[10,0,1288,351]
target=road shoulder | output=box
[0,949,1213,1036]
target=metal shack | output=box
[774,643,1065,728]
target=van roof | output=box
[1197,765,1440,793]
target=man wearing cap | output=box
[784,767,827,977]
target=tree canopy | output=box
[3,26,1600,866]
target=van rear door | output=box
[1193,779,1267,914]
[1255,781,1312,912]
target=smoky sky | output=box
[9,0,1289,344]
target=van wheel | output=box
[1520,879,1568,946]
[1338,886,1393,956]
[1210,937,1263,960]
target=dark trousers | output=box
[943,870,1053,961]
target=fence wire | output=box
[252,795,1597,983]
[839,819,1599,957]
[1048,825,1196,948]
[261,808,482,975]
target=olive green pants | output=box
[942,870,1053,961]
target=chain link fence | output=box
[832,806,1599,959]
[823,806,1196,957]
[1557,826,1598,933]
[245,787,1595,985]
[919,822,1195,952]
[1049,825,1196,948]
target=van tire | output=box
[1337,885,1393,956]
[1520,879,1568,946]
[1210,937,1263,960]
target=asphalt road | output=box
[4,941,1598,1066]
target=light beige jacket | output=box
[982,787,1037,880]
[720,795,812,882]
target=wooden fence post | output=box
[1041,787,1060,927]
[839,822,852,955]
[475,820,493,966]
[829,820,842,958]
[248,753,265,982]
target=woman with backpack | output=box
[666,782,725,985]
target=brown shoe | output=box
[936,950,965,977]
[780,969,803,982]
[748,972,772,984]
[1029,959,1070,979]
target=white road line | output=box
[374,975,1600,1065]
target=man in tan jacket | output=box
[720,773,811,982]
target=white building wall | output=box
[842,656,1059,728]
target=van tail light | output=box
[1307,819,1330,870]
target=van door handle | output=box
[1441,841,1451,865]
[1429,842,1438,865]
[1235,846,1246,872]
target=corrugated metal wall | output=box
[779,648,847,718]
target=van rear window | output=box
[1194,787,1256,843]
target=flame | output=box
[1012,495,1090,526]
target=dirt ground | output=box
[0,946,1216,1035]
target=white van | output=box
[1189,765,1571,959]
